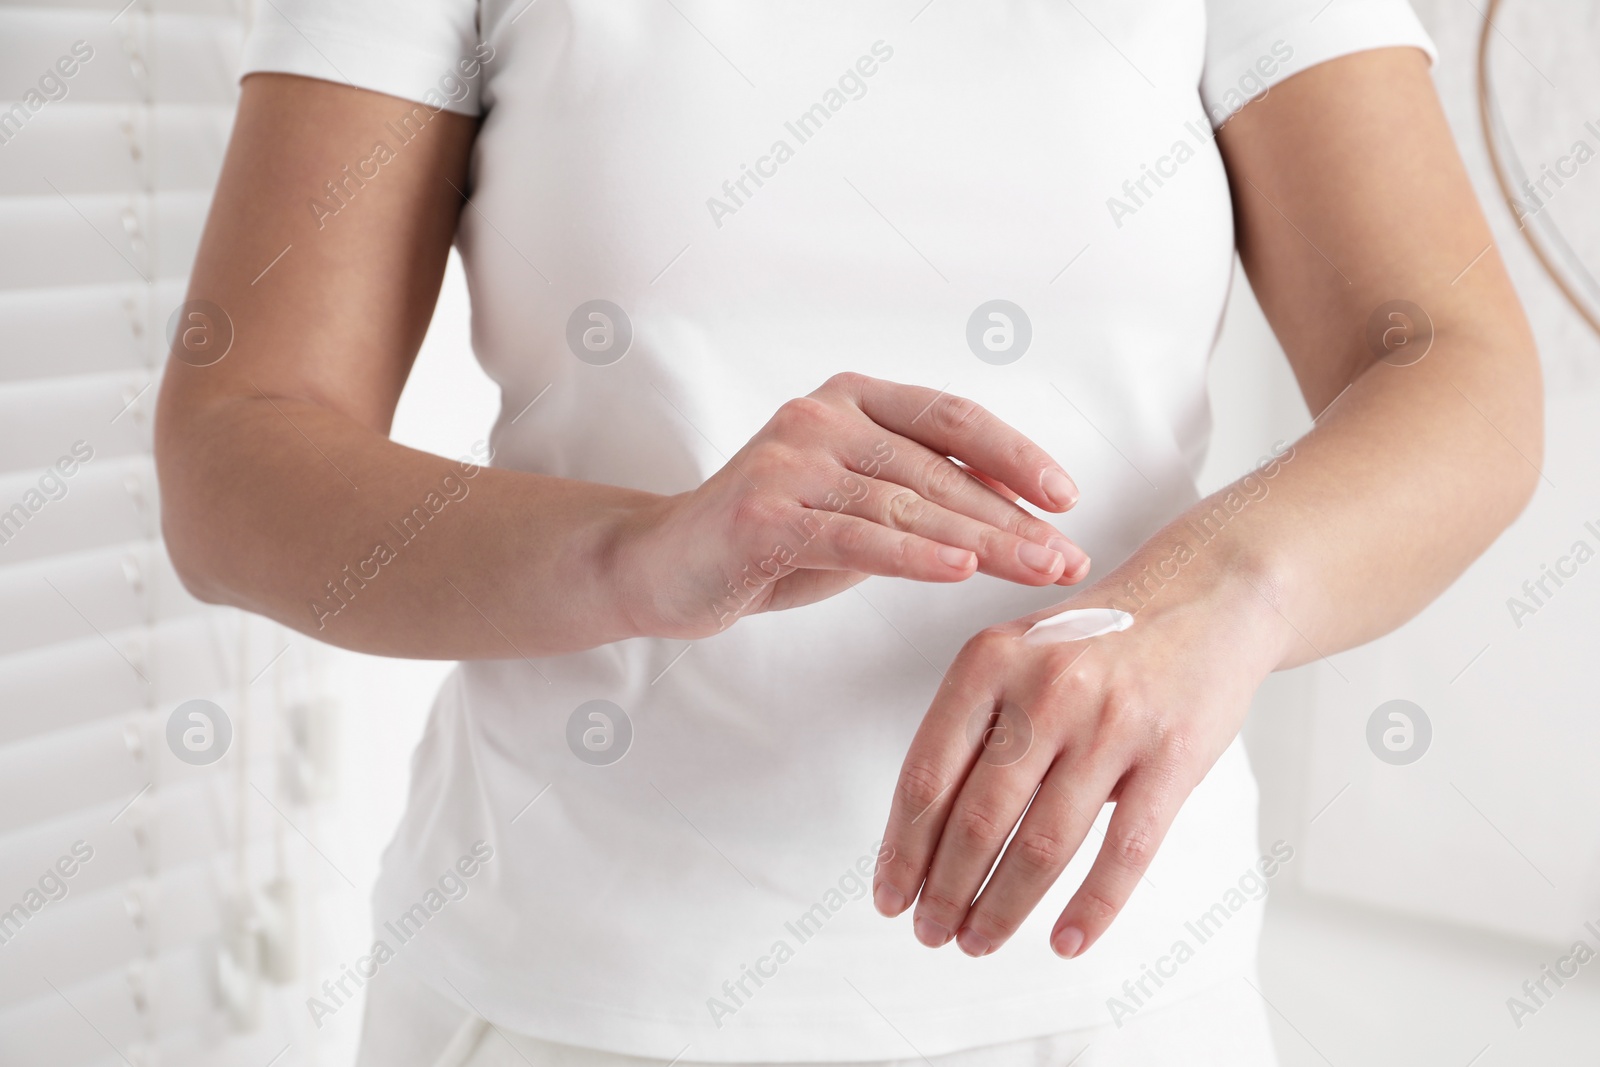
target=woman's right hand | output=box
[613,373,1091,639]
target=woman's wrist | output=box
[1085,521,1297,681]
[595,490,706,642]
[492,477,680,651]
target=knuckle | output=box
[821,370,869,395]
[771,395,834,435]
[896,760,951,814]
[951,801,1011,849]
[973,526,1008,563]
[1011,828,1072,877]
[1099,688,1147,734]
[930,395,985,438]
[961,627,1014,669]
[876,846,919,884]
[885,530,916,572]
[833,519,875,560]
[916,886,971,921]
[967,907,1021,941]
[883,489,924,531]
[1109,820,1159,871]
[1003,435,1038,474]
[1078,886,1122,927]
[925,458,969,501]
[1048,659,1100,698]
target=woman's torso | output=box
[376,2,1262,1059]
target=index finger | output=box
[823,374,1078,513]
[872,634,1009,919]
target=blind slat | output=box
[0,543,207,660]
[0,612,234,748]
[0,279,187,384]
[0,10,242,108]
[0,102,232,198]
[0,456,157,565]
[0,371,153,472]
[0,191,211,291]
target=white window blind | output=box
[0,4,342,1065]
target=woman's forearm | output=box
[1250,330,1538,669]
[1106,322,1540,674]
[158,389,651,659]
[157,374,1094,659]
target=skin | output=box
[157,49,1541,961]
[873,48,1543,959]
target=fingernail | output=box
[914,916,951,947]
[874,883,906,916]
[1052,925,1085,959]
[1048,537,1089,573]
[938,546,975,569]
[1018,541,1064,574]
[956,927,991,957]
[1041,469,1078,509]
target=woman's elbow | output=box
[155,467,234,608]
[154,390,236,608]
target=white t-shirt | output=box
[243,2,1433,1060]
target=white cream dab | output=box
[1021,607,1134,646]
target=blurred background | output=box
[0,0,1597,1064]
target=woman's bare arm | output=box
[875,48,1543,960]
[156,74,1093,659]
[1215,45,1542,657]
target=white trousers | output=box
[355,962,1280,1067]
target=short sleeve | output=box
[1201,0,1436,129]
[240,0,485,116]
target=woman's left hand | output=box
[872,551,1288,959]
